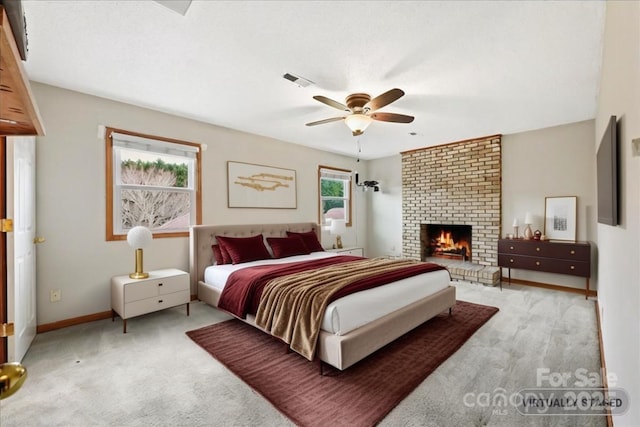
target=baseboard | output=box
[595,301,614,427]
[36,294,199,333]
[37,311,112,333]
[504,277,597,297]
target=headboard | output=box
[189,222,320,294]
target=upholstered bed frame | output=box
[189,222,456,370]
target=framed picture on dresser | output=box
[544,196,577,241]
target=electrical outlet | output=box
[50,289,61,302]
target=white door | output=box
[5,136,37,362]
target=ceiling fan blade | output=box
[305,116,346,126]
[370,112,415,123]
[364,88,405,112]
[313,95,350,112]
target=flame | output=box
[434,230,471,257]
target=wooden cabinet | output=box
[498,239,591,298]
[0,6,44,136]
[111,269,190,333]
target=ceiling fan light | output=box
[344,114,373,136]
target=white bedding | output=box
[203,252,451,335]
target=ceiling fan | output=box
[305,88,415,136]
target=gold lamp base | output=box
[335,235,343,249]
[129,248,149,279]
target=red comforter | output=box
[217,255,448,319]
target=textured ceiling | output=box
[21,1,605,159]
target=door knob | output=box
[33,237,46,244]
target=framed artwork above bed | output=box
[227,161,297,208]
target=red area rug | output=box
[187,300,498,427]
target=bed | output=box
[190,222,456,371]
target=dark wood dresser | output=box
[497,239,591,298]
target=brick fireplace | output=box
[401,135,501,267]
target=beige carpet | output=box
[0,281,605,426]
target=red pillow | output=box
[216,234,272,264]
[287,230,324,252]
[266,236,310,258]
[216,242,232,264]
[211,244,226,265]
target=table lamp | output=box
[329,219,347,249]
[127,226,153,279]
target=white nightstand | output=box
[111,268,190,333]
[328,247,364,256]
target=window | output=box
[105,127,202,240]
[318,166,352,226]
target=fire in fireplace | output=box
[421,224,472,262]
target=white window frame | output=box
[106,128,202,240]
[318,165,352,227]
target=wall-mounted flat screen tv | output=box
[597,115,618,226]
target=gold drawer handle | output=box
[570,265,575,270]
[570,250,576,255]
[536,261,541,266]
[536,247,541,252]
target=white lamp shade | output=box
[329,219,347,235]
[524,212,533,225]
[344,114,373,135]
[127,226,153,249]
[512,218,519,227]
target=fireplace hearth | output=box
[421,224,472,262]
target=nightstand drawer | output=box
[329,247,364,256]
[124,273,188,302]
[339,248,363,256]
[125,290,190,318]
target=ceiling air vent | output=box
[283,73,314,88]
[154,1,192,16]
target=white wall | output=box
[368,121,597,293]
[367,154,403,258]
[595,2,640,426]
[502,120,597,290]
[31,82,367,325]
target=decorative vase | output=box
[523,224,533,239]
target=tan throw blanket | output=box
[254,258,424,360]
